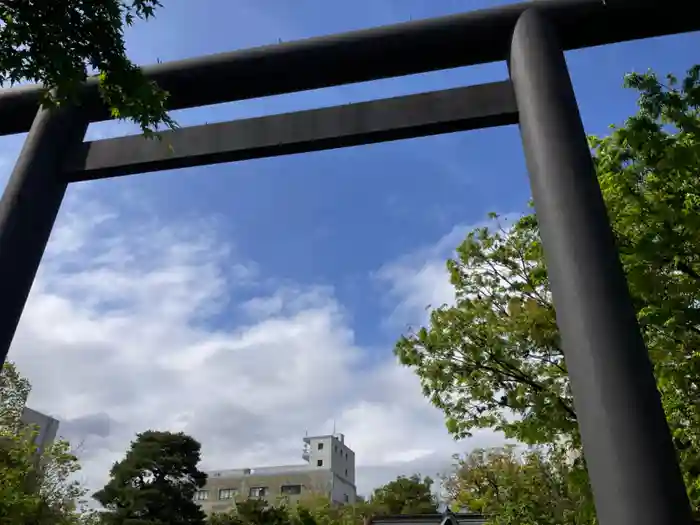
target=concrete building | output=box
[196,433,357,515]
[0,406,60,484]
[20,407,60,453]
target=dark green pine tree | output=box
[94,430,208,525]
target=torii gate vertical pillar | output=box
[509,8,691,525]
[0,103,88,366]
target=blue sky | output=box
[1,0,698,498]
[95,0,697,349]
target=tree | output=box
[0,362,92,525]
[94,430,207,525]
[0,361,31,431]
[594,65,700,507]
[294,494,374,525]
[209,499,296,525]
[369,474,437,515]
[205,492,384,525]
[444,446,595,525]
[394,65,700,507]
[0,0,175,133]
[395,208,576,447]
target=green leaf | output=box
[0,0,176,134]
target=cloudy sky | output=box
[1,0,698,500]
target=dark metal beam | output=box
[0,104,88,367]
[0,0,696,136]
[63,82,517,182]
[509,9,691,525]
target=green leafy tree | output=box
[0,361,31,432]
[369,474,437,515]
[444,446,595,525]
[395,210,575,446]
[0,0,175,133]
[207,495,379,525]
[93,430,207,525]
[394,65,700,508]
[294,494,374,525]
[594,65,700,507]
[209,499,296,525]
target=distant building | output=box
[196,433,357,515]
[20,407,60,453]
[1,406,60,453]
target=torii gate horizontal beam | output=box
[0,0,696,137]
[63,82,517,181]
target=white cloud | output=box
[377,213,523,331]
[11,189,354,482]
[0,183,508,499]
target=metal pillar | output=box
[509,9,691,525]
[0,103,88,367]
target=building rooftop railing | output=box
[207,464,319,478]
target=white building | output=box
[197,433,357,514]
[301,432,357,504]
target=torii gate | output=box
[0,1,696,523]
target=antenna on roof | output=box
[332,420,336,435]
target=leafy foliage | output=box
[209,499,296,525]
[368,474,437,515]
[93,430,208,525]
[208,497,367,525]
[394,64,700,510]
[0,361,30,432]
[294,493,377,525]
[444,446,595,525]
[0,0,175,133]
[395,211,574,446]
[593,65,700,507]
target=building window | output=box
[249,486,268,498]
[281,484,302,495]
[318,443,324,450]
[194,490,209,501]
[344,494,349,503]
[218,488,237,500]
[317,459,323,467]
[345,469,348,476]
